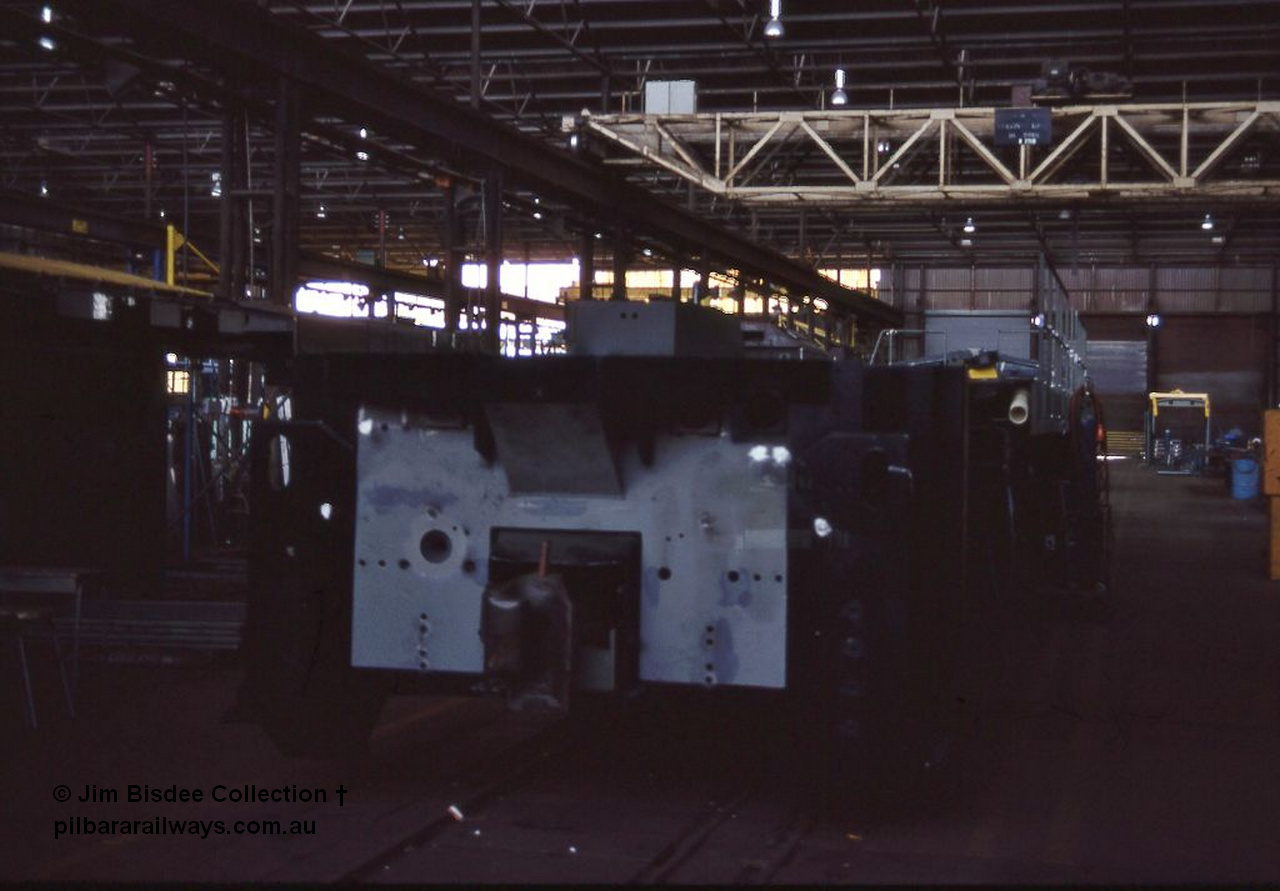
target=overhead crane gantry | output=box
[584,101,1280,206]
[51,0,899,329]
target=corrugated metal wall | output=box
[886,264,1275,315]
[885,264,1277,436]
[1156,316,1269,435]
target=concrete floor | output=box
[1,460,1277,884]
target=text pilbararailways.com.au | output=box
[51,784,348,840]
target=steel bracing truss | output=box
[584,101,1280,205]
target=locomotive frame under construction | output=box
[239,297,1106,807]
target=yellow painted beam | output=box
[0,251,212,297]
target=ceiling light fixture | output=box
[316,204,327,219]
[763,0,783,38]
[358,126,368,139]
[41,5,54,24]
[356,150,370,162]
[38,35,56,51]
[963,216,976,234]
[39,180,48,197]
[830,68,848,107]
[1201,213,1214,231]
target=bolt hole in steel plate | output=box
[405,510,470,576]
[420,530,452,563]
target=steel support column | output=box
[579,231,595,302]
[483,169,503,352]
[269,78,301,308]
[443,180,463,332]
[611,232,630,302]
[219,104,249,302]
[697,253,711,304]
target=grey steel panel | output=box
[924,311,1032,359]
[351,407,789,689]
[568,301,741,358]
[1086,340,1147,396]
[486,403,622,496]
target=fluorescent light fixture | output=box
[764,0,783,38]
[963,216,976,234]
[1201,213,1214,230]
[830,68,848,106]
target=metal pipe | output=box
[1008,388,1030,426]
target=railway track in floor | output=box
[336,695,829,885]
[339,711,579,883]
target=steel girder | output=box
[66,0,898,326]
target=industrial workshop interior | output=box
[1,0,1278,885]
